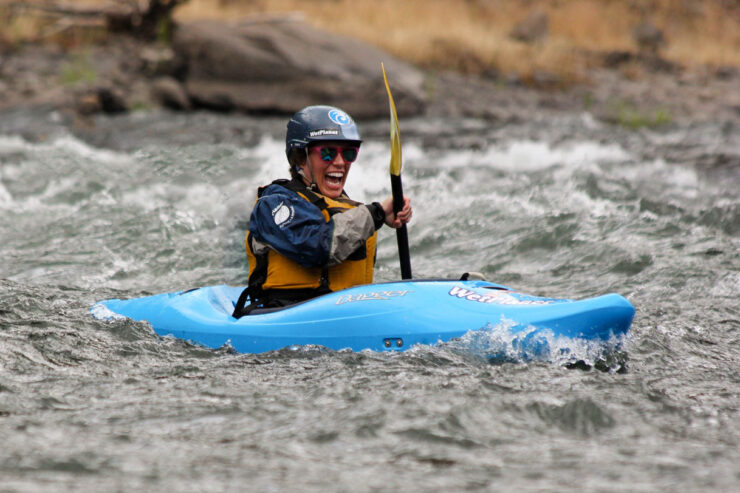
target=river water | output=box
[0,108,738,492]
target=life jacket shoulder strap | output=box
[271,178,328,210]
[270,178,362,210]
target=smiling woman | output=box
[233,104,412,315]
[302,143,359,198]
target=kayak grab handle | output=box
[460,272,486,281]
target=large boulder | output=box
[172,19,426,118]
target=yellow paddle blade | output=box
[381,63,402,177]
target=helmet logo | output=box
[309,129,339,137]
[328,109,352,125]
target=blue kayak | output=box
[92,280,634,354]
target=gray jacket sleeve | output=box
[326,206,376,266]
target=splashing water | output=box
[438,319,628,370]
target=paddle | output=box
[381,63,412,279]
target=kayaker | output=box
[232,105,412,317]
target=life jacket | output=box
[233,179,376,317]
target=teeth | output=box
[327,172,343,178]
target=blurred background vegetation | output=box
[2,0,739,83]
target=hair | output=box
[287,148,307,179]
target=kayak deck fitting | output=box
[93,279,635,354]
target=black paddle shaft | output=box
[391,173,412,279]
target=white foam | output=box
[0,132,139,213]
[90,302,127,321]
[0,181,12,206]
[243,136,291,185]
[0,133,129,163]
[412,139,630,172]
[0,134,32,153]
[343,141,396,202]
[48,134,127,163]
[443,318,627,368]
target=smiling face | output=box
[299,142,359,199]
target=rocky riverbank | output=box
[1,18,738,127]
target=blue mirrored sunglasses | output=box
[311,145,359,163]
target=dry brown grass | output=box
[178,0,740,79]
[3,0,739,81]
[0,2,109,47]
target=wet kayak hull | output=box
[93,280,635,354]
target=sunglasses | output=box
[310,145,360,163]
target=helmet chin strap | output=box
[298,148,320,191]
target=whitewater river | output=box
[0,108,738,492]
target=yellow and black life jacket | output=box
[233,179,376,317]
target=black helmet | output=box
[285,105,362,158]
